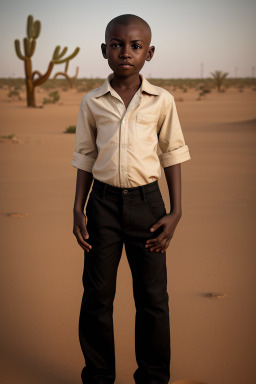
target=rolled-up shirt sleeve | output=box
[158,95,191,167]
[72,100,98,173]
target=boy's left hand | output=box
[145,212,181,253]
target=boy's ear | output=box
[101,43,107,59]
[146,45,155,62]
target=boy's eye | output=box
[132,44,142,50]
[111,43,121,48]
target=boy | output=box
[72,14,190,384]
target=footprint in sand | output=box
[6,212,28,218]
[203,292,227,299]
[171,381,208,384]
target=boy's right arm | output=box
[73,169,93,252]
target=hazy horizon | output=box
[1,0,255,79]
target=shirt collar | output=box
[95,73,159,98]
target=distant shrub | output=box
[198,84,212,95]
[7,90,21,99]
[43,90,60,104]
[64,125,76,133]
[179,86,187,93]
[0,133,16,139]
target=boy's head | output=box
[101,14,155,77]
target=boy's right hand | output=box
[73,210,92,252]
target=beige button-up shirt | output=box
[72,73,191,187]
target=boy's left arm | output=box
[145,163,182,253]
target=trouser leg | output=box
[79,189,123,384]
[124,186,171,384]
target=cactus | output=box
[14,15,79,107]
[53,59,79,88]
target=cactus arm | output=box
[15,39,26,60]
[57,47,68,59]
[65,61,69,72]
[27,15,33,38]
[29,39,36,57]
[33,20,41,39]
[52,46,68,60]
[53,71,69,79]
[27,15,41,40]
[53,47,80,64]
[32,70,43,80]
[53,65,79,81]
[33,61,54,87]
[74,66,79,78]
[53,71,73,88]
[53,46,61,60]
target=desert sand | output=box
[0,83,256,384]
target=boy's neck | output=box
[110,73,142,91]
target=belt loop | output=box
[101,183,107,199]
[139,186,145,201]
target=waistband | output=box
[92,178,160,200]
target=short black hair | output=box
[105,14,152,43]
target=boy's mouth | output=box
[119,62,133,66]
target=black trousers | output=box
[79,178,171,384]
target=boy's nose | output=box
[120,46,131,58]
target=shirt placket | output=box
[119,91,142,187]
[119,110,128,187]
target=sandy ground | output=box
[0,84,256,384]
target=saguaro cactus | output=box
[14,15,80,107]
[53,59,79,88]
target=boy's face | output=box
[101,22,155,78]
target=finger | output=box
[75,230,92,250]
[81,225,89,240]
[149,220,164,232]
[145,232,166,246]
[77,239,91,252]
[161,239,171,253]
[149,239,167,252]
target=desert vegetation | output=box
[210,70,229,92]
[64,126,76,133]
[43,90,60,104]
[1,77,255,95]
[14,15,80,107]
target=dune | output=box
[0,84,256,384]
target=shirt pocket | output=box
[136,112,158,142]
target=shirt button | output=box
[122,144,126,148]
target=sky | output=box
[1,0,255,79]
